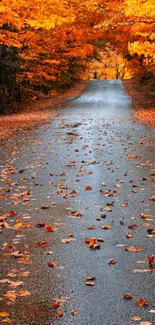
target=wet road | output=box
[0,80,155,325]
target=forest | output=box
[0,0,155,113]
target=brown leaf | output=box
[123,293,133,300]
[70,190,77,197]
[45,225,55,232]
[41,206,49,209]
[109,258,116,264]
[48,261,56,268]
[97,238,104,242]
[125,246,143,252]
[136,298,149,307]
[85,186,92,190]
[149,195,155,201]
[35,222,45,227]
[37,241,47,247]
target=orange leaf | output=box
[4,292,16,301]
[37,241,47,247]
[131,316,142,321]
[149,195,155,201]
[16,290,30,297]
[13,220,22,228]
[46,225,55,232]
[85,186,92,190]
[56,310,63,317]
[48,261,56,268]
[136,298,149,307]
[102,225,111,230]
[87,225,95,230]
[72,211,83,217]
[109,258,116,264]
[0,312,9,317]
[71,309,78,316]
[126,233,133,239]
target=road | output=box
[0,80,155,325]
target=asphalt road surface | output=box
[0,80,155,325]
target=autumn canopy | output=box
[0,0,155,110]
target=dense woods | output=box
[0,0,155,113]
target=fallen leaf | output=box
[0,313,9,317]
[35,222,45,227]
[48,261,56,268]
[97,238,104,242]
[72,211,83,217]
[85,186,92,190]
[1,318,14,323]
[8,210,17,217]
[16,290,30,297]
[109,258,116,264]
[139,322,152,325]
[136,298,149,307]
[149,195,155,201]
[70,190,77,197]
[46,225,55,232]
[86,282,94,286]
[11,251,23,258]
[52,302,60,309]
[56,310,63,317]
[87,225,95,230]
[4,292,16,301]
[102,225,111,230]
[123,293,133,300]
[86,276,96,281]
[71,309,78,316]
[37,241,47,247]
[13,220,22,228]
[41,206,49,209]
[121,202,128,207]
[132,268,155,273]
[148,255,154,266]
[125,246,143,252]
[126,233,133,239]
[131,316,142,321]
